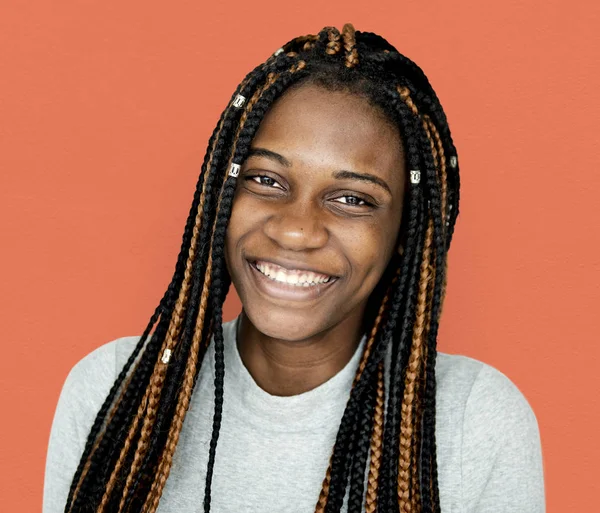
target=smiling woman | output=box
[227,84,405,349]
[43,24,545,513]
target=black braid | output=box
[346,363,382,512]
[91,55,305,510]
[122,65,271,506]
[380,191,426,513]
[64,174,213,510]
[67,59,266,510]
[360,85,425,513]
[378,227,423,512]
[124,54,306,513]
[64,77,241,509]
[63,306,160,510]
[69,312,169,510]
[413,107,448,513]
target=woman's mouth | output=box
[253,260,333,286]
[247,259,338,302]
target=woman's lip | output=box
[247,260,338,303]
[251,258,338,279]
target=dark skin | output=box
[224,83,406,396]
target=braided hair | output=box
[64,23,460,513]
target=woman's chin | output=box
[243,307,326,343]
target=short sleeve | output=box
[461,364,546,513]
[42,337,139,513]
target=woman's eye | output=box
[333,195,369,207]
[249,175,283,189]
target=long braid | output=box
[315,272,398,513]
[419,119,449,511]
[364,362,385,513]
[96,83,245,513]
[420,132,449,513]
[64,139,220,510]
[143,66,296,513]
[395,86,440,513]
[374,83,429,513]
[380,195,426,513]
[122,97,247,512]
[75,65,261,511]
[346,370,378,512]
[126,55,308,512]
[410,262,435,508]
[101,57,304,511]
[67,131,220,511]
[396,85,451,513]
[347,272,401,513]
[397,217,434,513]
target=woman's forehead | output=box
[248,83,405,189]
[256,83,399,138]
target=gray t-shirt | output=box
[43,316,545,512]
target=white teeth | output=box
[254,261,332,286]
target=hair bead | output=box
[228,163,241,177]
[161,349,172,364]
[410,170,421,184]
[274,48,284,56]
[232,95,246,108]
[449,156,458,169]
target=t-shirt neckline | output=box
[208,316,367,432]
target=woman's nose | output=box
[262,201,329,251]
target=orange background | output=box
[1,1,598,511]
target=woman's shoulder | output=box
[435,350,541,442]
[49,335,146,445]
[44,335,144,511]
[434,354,545,510]
[51,335,143,434]
[56,335,142,409]
[65,335,141,385]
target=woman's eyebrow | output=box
[333,170,392,196]
[246,147,392,195]
[246,147,292,167]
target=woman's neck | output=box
[235,310,365,396]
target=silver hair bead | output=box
[410,170,421,184]
[232,94,246,108]
[229,163,241,177]
[274,48,284,56]
[449,156,458,169]
[161,349,172,364]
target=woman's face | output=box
[225,83,406,341]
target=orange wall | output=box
[1,1,598,511]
